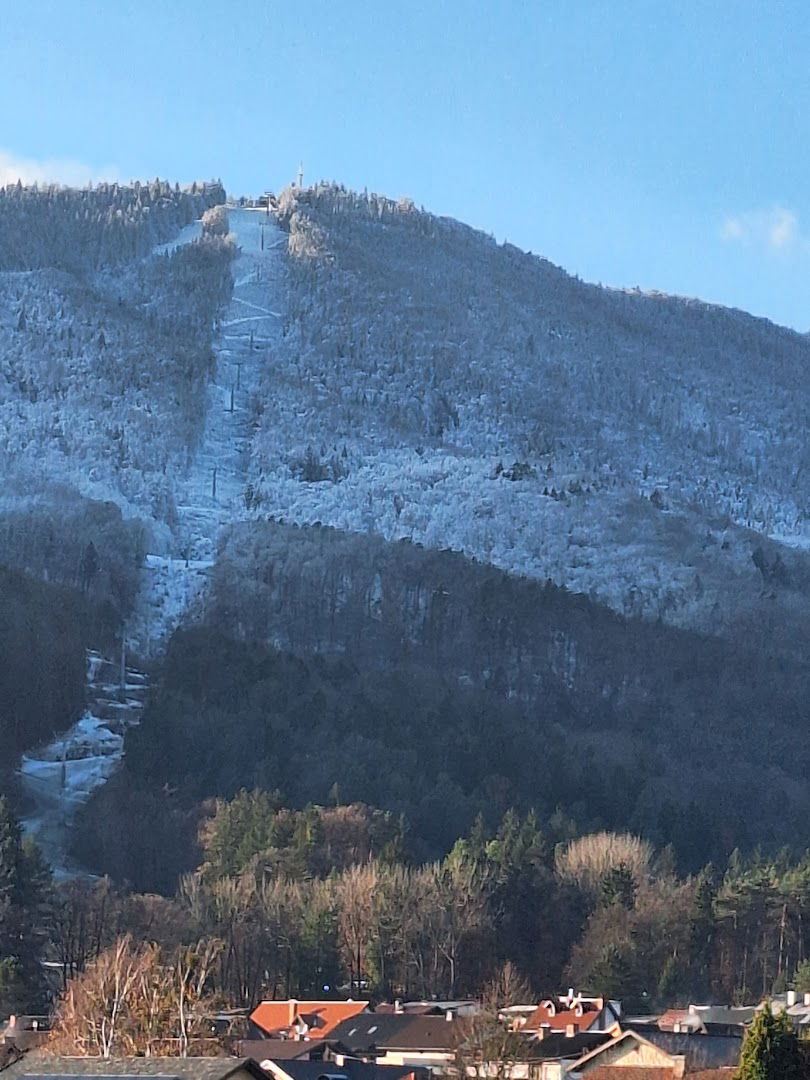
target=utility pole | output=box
[230,385,235,413]
[297,162,304,189]
[236,362,242,390]
[119,635,126,693]
[212,467,217,500]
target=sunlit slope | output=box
[242,184,810,632]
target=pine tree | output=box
[736,1002,800,1080]
[0,798,49,1013]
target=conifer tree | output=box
[0,798,49,1013]
[737,1002,800,1080]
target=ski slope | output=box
[19,209,287,873]
[130,207,286,654]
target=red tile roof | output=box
[657,1009,692,1032]
[250,999,369,1038]
[523,1000,600,1033]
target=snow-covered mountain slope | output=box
[5,182,808,639]
[234,184,810,632]
[127,208,286,655]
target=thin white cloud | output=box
[0,148,119,187]
[721,205,800,253]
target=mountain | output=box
[244,184,810,638]
[2,178,810,885]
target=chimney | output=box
[446,1010,454,1022]
[394,999,404,1015]
[567,988,575,1006]
[289,998,298,1025]
[788,991,797,1007]
[805,993,810,1008]
[566,1024,576,1038]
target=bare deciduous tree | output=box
[50,934,223,1058]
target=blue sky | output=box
[2,0,809,328]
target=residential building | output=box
[249,1001,370,1041]
[566,1031,686,1078]
[0,1054,270,1079]
[261,1059,427,1080]
[519,994,621,1037]
[565,1028,740,1079]
[236,1040,329,1063]
[328,1014,460,1068]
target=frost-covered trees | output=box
[201,204,229,238]
[0,192,234,520]
[240,182,810,633]
[0,179,225,272]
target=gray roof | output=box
[236,1042,327,1062]
[694,1006,755,1027]
[527,1032,611,1061]
[1,1054,268,1079]
[642,1031,743,1070]
[327,1015,458,1053]
[263,1063,423,1080]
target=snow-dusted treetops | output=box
[240,183,810,644]
[4,178,810,626]
[6,178,810,874]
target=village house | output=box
[375,1002,479,1018]
[565,1031,686,1079]
[327,1013,460,1069]
[236,1039,330,1064]
[249,1000,370,1041]
[518,993,622,1037]
[0,1054,270,1079]
[260,1058,427,1080]
[0,1016,49,1054]
[494,1031,614,1080]
[563,1028,740,1079]
[653,1005,754,1036]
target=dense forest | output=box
[70,520,810,893]
[0,566,87,760]
[8,786,810,1018]
[0,180,225,272]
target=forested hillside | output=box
[0,181,231,787]
[240,183,810,632]
[73,521,810,892]
[0,566,87,760]
[0,180,223,271]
